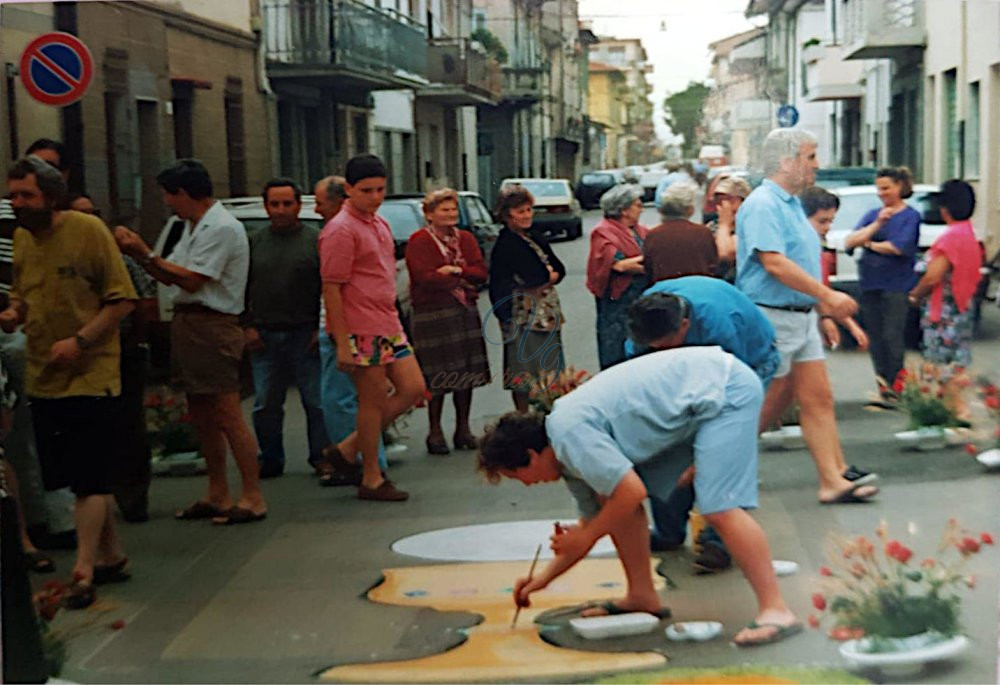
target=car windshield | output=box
[830,190,943,234]
[378,202,424,242]
[581,173,612,185]
[505,180,569,198]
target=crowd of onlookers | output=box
[0,126,986,635]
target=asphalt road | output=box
[41,207,1000,684]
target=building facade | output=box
[588,36,656,166]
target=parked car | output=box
[823,184,989,345]
[576,169,625,209]
[499,178,583,240]
[814,167,877,190]
[638,163,670,203]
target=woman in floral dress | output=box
[908,180,983,416]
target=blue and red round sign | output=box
[19,32,93,107]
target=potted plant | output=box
[527,366,591,414]
[33,580,127,678]
[809,520,992,673]
[145,385,202,475]
[970,379,1000,468]
[891,365,969,450]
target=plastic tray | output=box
[569,612,661,640]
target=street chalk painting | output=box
[318,558,666,683]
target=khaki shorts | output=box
[759,307,825,379]
[171,307,244,394]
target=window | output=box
[944,69,958,178]
[473,9,486,31]
[966,81,980,177]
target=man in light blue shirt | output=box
[478,347,802,647]
[653,164,693,209]
[735,128,877,505]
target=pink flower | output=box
[885,540,913,564]
[957,537,981,555]
[808,614,820,629]
[819,566,832,577]
[980,532,994,545]
[965,444,979,456]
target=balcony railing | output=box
[424,37,501,102]
[843,0,925,60]
[264,0,427,81]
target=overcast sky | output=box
[579,0,762,142]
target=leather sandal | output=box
[318,445,362,487]
[426,436,450,455]
[63,577,97,610]
[358,479,409,502]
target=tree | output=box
[662,82,711,157]
[470,28,508,64]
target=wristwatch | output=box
[141,250,157,265]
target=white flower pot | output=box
[840,632,969,675]
[976,448,1000,469]
[151,450,205,476]
[894,426,948,451]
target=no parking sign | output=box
[19,32,94,106]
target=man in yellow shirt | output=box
[1,157,137,609]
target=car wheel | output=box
[569,222,583,240]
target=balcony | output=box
[729,35,766,75]
[417,38,501,105]
[731,99,772,129]
[804,45,865,102]
[500,63,545,106]
[843,0,925,60]
[263,0,428,89]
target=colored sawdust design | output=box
[595,665,870,684]
[319,558,668,683]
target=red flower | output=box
[808,614,820,629]
[892,379,905,394]
[110,619,126,631]
[885,540,913,564]
[980,532,994,545]
[179,412,192,423]
[965,443,979,456]
[957,537,981,555]
[896,369,908,381]
[811,593,827,611]
[984,384,997,397]
[165,397,175,407]
[819,566,832,577]
[985,396,1000,410]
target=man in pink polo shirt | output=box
[318,154,427,501]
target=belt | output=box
[756,303,814,314]
[173,303,230,315]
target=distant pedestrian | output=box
[3,157,137,608]
[313,176,390,485]
[653,163,693,210]
[319,154,426,502]
[488,185,566,413]
[908,180,983,418]
[405,188,490,455]
[114,159,267,525]
[244,178,328,479]
[643,182,718,283]
[586,184,648,369]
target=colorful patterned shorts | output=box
[348,333,414,367]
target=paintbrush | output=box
[511,543,543,629]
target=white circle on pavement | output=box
[391,519,618,562]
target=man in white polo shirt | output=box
[114,159,266,525]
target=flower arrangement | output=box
[33,580,126,676]
[975,379,1000,446]
[809,519,992,652]
[528,366,591,414]
[892,365,969,430]
[144,385,198,456]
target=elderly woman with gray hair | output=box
[643,182,718,283]
[585,184,649,369]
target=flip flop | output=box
[94,557,131,585]
[25,550,56,574]
[819,483,879,505]
[212,506,267,526]
[733,620,803,647]
[584,600,672,619]
[175,501,226,520]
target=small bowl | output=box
[772,560,799,576]
[665,621,723,642]
[976,448,1000,469]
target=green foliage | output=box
[471,28,507,64]
[662,81,711,156]
[835,589,961,639]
